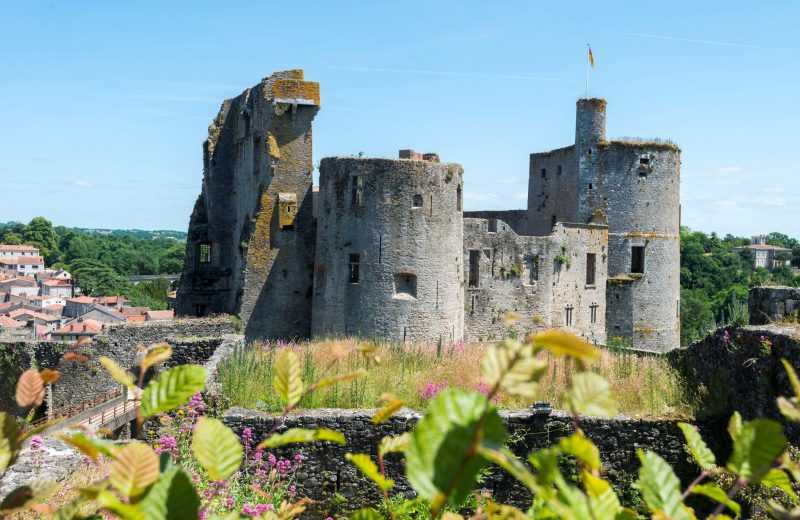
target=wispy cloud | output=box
[624,32,799,54]
[72,180,94,188]
[320,65,578,83]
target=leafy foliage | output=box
[191,417,243,481]
[139,365,208,419]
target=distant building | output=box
[145,309,174,321]
[50,318,103,342]
[0,256,45,277]
[0,245,40,260]
[41,278,74,299]
[64,296,95,318]
[733,235,792,270]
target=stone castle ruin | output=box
[177,70,680,352]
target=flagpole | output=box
[585,43,589,98]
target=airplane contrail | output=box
[624,32,798,54]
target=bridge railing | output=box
[28,388,123,428]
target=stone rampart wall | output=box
[0,318,235,415]
[749,286,800,325]
[221,407,715,514]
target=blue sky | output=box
[1,1,798,236]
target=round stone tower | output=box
[311,153,465,343]
[574,98,681,351]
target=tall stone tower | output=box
[527,99,680,351]
[575,100,681,351]
[311,153,465,343]
[176,70,320,340]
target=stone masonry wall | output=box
[463,219,607,344]
[0,318,235,415]
[222,407,711,514]
[668,324,800,443]
[749,286,800,324]
[312,157,464,343]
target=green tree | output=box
[22,217,58,261]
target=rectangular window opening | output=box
[590,304,598,324]
[199,243,212,264]
[348,253,360,284]
[551,215,557,229]
[468,250,480,288]
[350,175,363,206]
[565,305,574,326]
[557,165,562,175]
[541,168,547,179]
[631,246,645,274]
[586,253,596,286]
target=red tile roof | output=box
[0,245,39,251]
[0,316,24,328]
[126,315,147,323]
[146,310,174,321]
[9,309,60,322]
[52,318,102,335]
[42,279,72,287]
[66,296,95,304]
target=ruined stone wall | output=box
[463,220,607,344]
[526,146,578,236]
[0,318,235,414]
[749,286,800,324]
[462,210,529,236]
[312,157,464,343]
[176,70,319,341]
[669,324,800,443]
[221,407,711,514]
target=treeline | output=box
[0,217,187,309]
[680,227,800,345]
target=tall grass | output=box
[216,338,695,418]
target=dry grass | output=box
[217,338,694,418]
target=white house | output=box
[0,256,45,277]
[733,235,792,270]
[0,245,40,261]
[41,278,74,299]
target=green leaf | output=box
[346,453,394,491]
[139,365,208,419]
[138,467,200,520]
[373,394,404,425]
[349,508,383,520]
[727,418,786,480]
[636,450,693,520]
[728,411,742,440]
[582,471,622,518]
[777,396,800,423]
[534,330,599,362]
[96,489,145,520]
[567,372,617,418]
[481,339,547,398]
[314,369,367,389]
[273,349,304,407]
[141,344,173,373]
[378,433,410,456]
[109,441,159,497]
[478,444,537,491]
[0,480,57,514]
[405,389,506,508]
[98,356,136,391]
[192,417,243,481]
[528,447,560,489]
[558,430,601,470]
[677,422,716,470]
[0,412,21,472]
[258,428,345,449]
[782,359,800,398]
[761,468,798,501]
[690,482,741,516]
[55,431,120,461]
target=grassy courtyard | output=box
[216,337,694,418]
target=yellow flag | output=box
[588,46,595,68]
